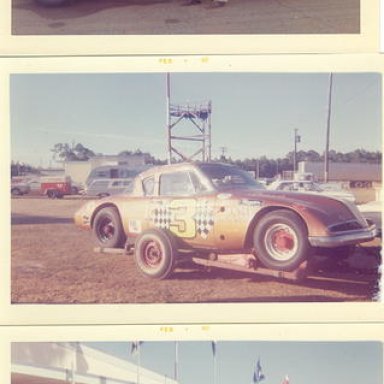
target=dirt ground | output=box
[12,0,360,35]
[11,196,381,304]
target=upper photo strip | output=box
[0,0,380,55]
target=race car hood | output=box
[231,188,368,228]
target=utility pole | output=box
[324,73,333,183]
[219,146,227,160]
[166,73,172,164]
[293,128,300,173]
[256,159,260,179]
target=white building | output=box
[64,154,151,186]
[298,161,381,184]
[12,343,179,384]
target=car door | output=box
[120,175,156,236]
[148,170,217,249]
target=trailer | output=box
[94,247,310,282]
[93,246,378,284]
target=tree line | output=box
[11,142,382,179]
[221,148,382,178]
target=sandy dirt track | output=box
[12,0,360,35]
[11,197,380,304]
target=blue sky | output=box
[10,72,381,167]
[84,341,382,384]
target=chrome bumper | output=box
[308,225,377,247]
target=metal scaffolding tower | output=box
[166,74,212,163]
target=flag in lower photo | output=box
[130,341,143,355]
[253,358,265,383]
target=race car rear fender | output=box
[91,202,124,230]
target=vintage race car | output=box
[74,162,377,279]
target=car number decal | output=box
[169,199,196,238]
[150,199,214,239]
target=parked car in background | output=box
[11,175,75,198]
[70,182,83,195]
[25,179,42,195]
[11,181,31,196]
[84,178,134,198]
[74,162,376,279]
[85,165,145,187]
[267,179,356,203]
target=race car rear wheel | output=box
[93,207,125,248]
[134,229,177,279]
[253,210,311,271]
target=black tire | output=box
[134,229,177,279]
[71,186,79,195]
[47,190,59,199]
[92,207,125,248]
[11,188,22,196]
[253,210,311,271]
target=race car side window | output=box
[189,171,207,194]
[159,172,195,196]
[143,176,155,196]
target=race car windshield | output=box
[199,164,265,191]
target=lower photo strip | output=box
[2,323,384,384]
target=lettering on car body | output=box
[128,219,142,234]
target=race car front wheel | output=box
[253,210,311,271]
[93,207,125,248]
[134,229,177,279]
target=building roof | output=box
[12,343,178,384]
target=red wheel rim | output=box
[142,240,163,267]
[273,229,295,252]
[264,223,298,261]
